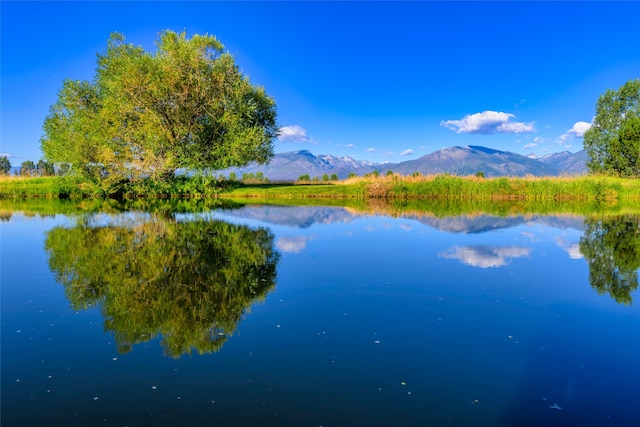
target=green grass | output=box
[223,182,364,199]
[0,176,93,199]
[2,174,640,205]
[225,175,640,203]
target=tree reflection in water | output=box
[45,213,279,357]
[580,214,640,305]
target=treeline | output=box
[295,169,467,183]
[0,156,67,177]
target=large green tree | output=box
[41,30,278,187]
[584,78,640,177]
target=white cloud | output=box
[278,125,313,143]
[556,236,583,260]
[439,245,531,268]
[523,143,538,150]
[564,243,582,259]
[441,111,535,134]
[345,144,355,148]
[400,149,414,156]
[276,236,313,254]
[0,153,14,158]
[366,147,376,153]
[570,121,591,137]
[381,150,393,158]
[558,121,592,144]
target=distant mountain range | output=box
[222,145,588,180]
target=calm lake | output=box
[1,201,639,426]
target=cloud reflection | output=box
[399,223,413,231]
[556,236,583,259]
[440,245,531,268]
[276,235,313,254]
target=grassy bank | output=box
[2,174,640,203]
[0,175,235,199]
[0,176,91,199]
[225,175,640,202]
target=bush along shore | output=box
[1,173,640,203]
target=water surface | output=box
[1,203,639,426]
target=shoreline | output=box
[1,174,640,203]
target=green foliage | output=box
[609,116,640,177]
[322,174,330,182]
[348,172,357,179]
[0,156,11,175]
[580,215,640,304]
[240,171,268,184]
[36,159,55,176]
[386,170,394,176]
[372,170,379,178]
[41,30,278,192]
[0,174,241,199]
[20,160,36,176]
[57,163,71,176]
[45,214,279,357]
[297,174,310,182]
[0,176,94,199]
[584,78,640,177]
[330,173,339,181]
[475,171,485,178]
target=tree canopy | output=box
[584,78,640,177]
[41,30,278,188]
[0,156,10,175]
[20,160,36,176]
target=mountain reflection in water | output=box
[220,205,637,304]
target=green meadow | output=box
[2,174,640,204]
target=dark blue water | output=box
[2,205,639,426]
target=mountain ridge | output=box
[221,145,588,180]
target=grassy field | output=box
[225,174,640,202]
[2,174,640,203]
[0,176,89,199]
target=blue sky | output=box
[2,1,640,167]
